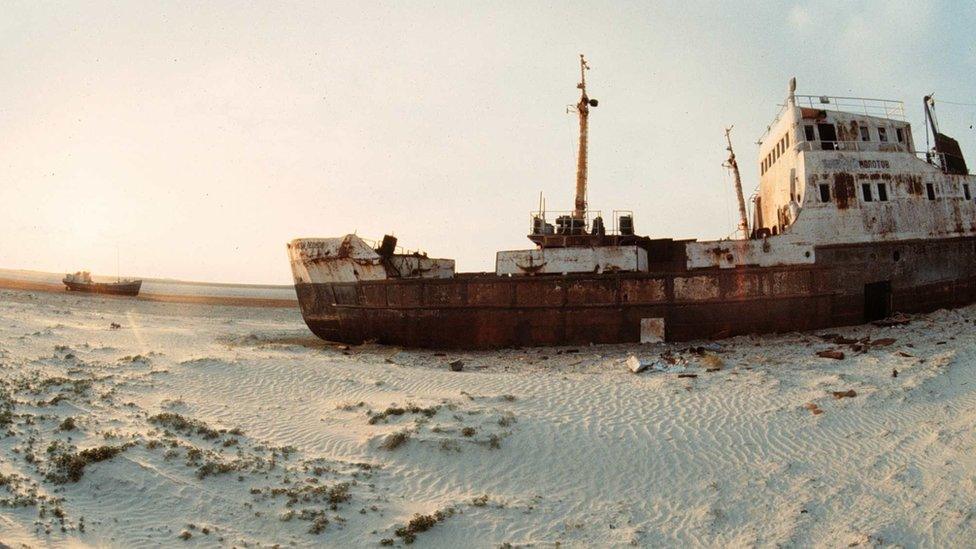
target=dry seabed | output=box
[1,288,975,547]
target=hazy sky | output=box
[2,1,975,284]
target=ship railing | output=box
[529,209,637,236]
[794,139,912,154]
[793,95,906,121]
[529,209,599,236]
[912,150,968,174]
[358,236,425,258]
[762,94,906,141]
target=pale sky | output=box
[2,1,974,284]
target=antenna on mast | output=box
[723,126,750,240]
[573,54,598,222]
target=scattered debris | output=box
[871,338,897,347]
[626,355,649,374]
[819,334,857,345]
[449,360,464,372]
[832,390,857,399]
[897,351,914,358]
[892,368,898,378]
[109,322,121,330]
[677,374,698,379]
[873,313,911,327]
[803,402,824,415]
[701,353,723,372]
[817,350,846,360]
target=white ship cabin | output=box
[754,84,974,242]
[686,80,976,270]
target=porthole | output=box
[804,251,811,258]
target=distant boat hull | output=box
[63,279,142,296]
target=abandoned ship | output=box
[63,271,143,296]
[287,56,976,348]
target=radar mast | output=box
[573,54,597,220]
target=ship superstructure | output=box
[287,60,976,348]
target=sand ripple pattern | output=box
[1,288,976,546]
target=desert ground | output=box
[1,286,975,547]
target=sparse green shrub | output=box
[46,443,128,483]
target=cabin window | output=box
[804,125,815,142]
[926,183,936,200]
[862,183,874,202]
[896,128,905,143]
[878,127,888,142]
[819,183,831,203]
[965,183,971,201]
[817,123,837,150]
[877,183,888,201]
[785,133,790,147]
[859,126,870,141]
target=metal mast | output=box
[724,126,750,239]
[574,54,597,220]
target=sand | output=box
[1,287,975,547]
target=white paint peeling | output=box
[495,246,648,276]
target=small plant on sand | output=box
[461,427,476,437]
[498,413,516,427]
[196,461,237,479]
[393,509,454,544]
[379,430,411,451]
[488,434,502,449]
[45,442,130,484]
[298,509,329,534]
[57,417,77,431]
[368,404,439,425]
[149,412,222,439]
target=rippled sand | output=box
[1,287,975,547]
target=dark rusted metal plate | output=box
[294,237,976,349]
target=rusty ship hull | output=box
[64,279,142,296]
[292,236,976,348]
